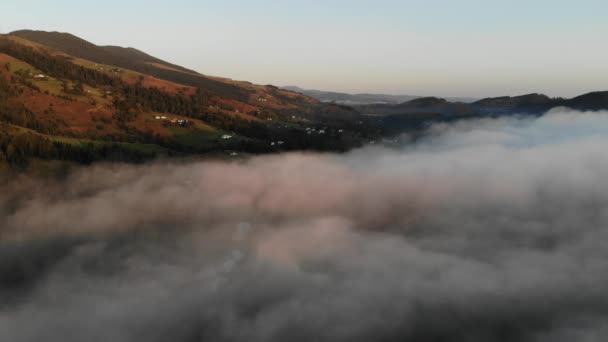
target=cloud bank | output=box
[2,108,608,341]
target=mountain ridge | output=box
[11,30,198,75]
[353,90,608,136]
[282,86,478,104]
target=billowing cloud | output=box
[2,108,608,341]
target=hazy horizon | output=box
[4,0,608,98]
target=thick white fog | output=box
[2,108,608,341]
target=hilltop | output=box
[354,91,608,135]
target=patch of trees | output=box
[138,65,250,102]
[0,72,60,134]
[0,128,165,166]
[0,129,56,164]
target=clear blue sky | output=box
[4,0,608,97]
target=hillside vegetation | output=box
[2,30,607,172]
[0,31,377,170]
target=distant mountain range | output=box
[358,92,608,116]
[282,86,478,105]
[283,86,608,115]
[357,92,608,135]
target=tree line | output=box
[0,126,165,166]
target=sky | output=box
[3,0,608,98]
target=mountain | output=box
[2,30,608,172]
[0,30,376,170]
[283,86,478,105]
[11,30,196,74]
[10,30,249,98]
[472,93,558,115]
[355,92,608,136]
[358,97,475,117]
[561,91,608,111]
[472,92,608,114]
[473,93,553,107]
[287,85,608,115]
[360,92,608,117]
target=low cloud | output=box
[2,108,608,341]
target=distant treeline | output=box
[0,129,165,166]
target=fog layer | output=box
[2,108,608,341]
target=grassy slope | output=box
[0,47,289,160]
[0,49,226,146]
[8,31,318,110]
[9,30,250,99]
